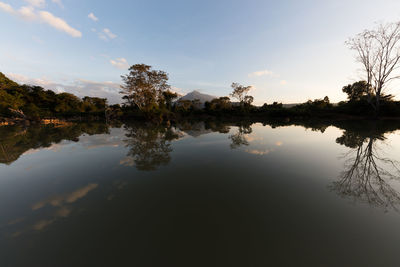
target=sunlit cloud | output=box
[276,141,283,146]
[32,183,98,210]
[24,183,98,231]
[246,135,263,142]
[280,80,287,85]
[120,157,135,167]
[88,12,98,22]
[0,2,13,13]
[23,143,65,156]
[245,149,274,155]
[6,73,53,86]
[39,10,82,37]
[33,219,54,231]
[18,6,36,20]
[170,86,187,96]
[248,69,275,78]
[0,2,81,37]
[110,57,129,70]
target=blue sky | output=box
[1,0,400,104]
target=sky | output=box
[1,0,400,105]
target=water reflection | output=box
[2,119,400,266]
[122,122,183,171]
[0,123,110,165]
[229,123,252,149]
[4,183,98,238]
[333,125,400,210]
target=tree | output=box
[244,95,254,106]
[120,64,171,113]
[162,90,179,110]
[342,81,370,101]
[333,129,400,210]
[346,21,400,114]
[230,83,253,107]
[206,97,232,111]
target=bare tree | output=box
[332,132,400,211]
[346,21,400,114]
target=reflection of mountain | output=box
[332,124,400,210]
[175,122,213,137]
[0,123,110,165]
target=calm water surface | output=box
[1,120,400,267]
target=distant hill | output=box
[179,90,217,103]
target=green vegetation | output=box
[0,72,108,121]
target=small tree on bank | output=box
[346,21,400,114]
[120,64,171,113]
[230,83,253,108]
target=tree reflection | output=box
[123,123,183,171]
[333,129,400,210]
[229,123,252,149]
[0,123,110,165]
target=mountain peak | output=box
[179,90,217,103]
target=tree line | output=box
[0,72,108,120]
[2,20,400,121]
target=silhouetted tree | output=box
[347,21,400,114]
[342,81,370,101]
[230,83,253,108]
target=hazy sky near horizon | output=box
[1,0,400,104]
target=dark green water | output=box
[1,120,400,267]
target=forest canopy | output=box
[0,72,107,120]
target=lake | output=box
[1,119,400,267]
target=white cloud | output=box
[39,11,82,37]
[18,6,36,20]
[51,0,63,8]
[88,12,98,22]
[171,86,186,96]
[280,80,287,85]
[97,28,117,41]
[24,0,45,8]
[6,73,53,86]
[0,2,14,13]
[248,69,274,78]
[103,28,116,39]
[0,2,81,37]
[110,58,129,70]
